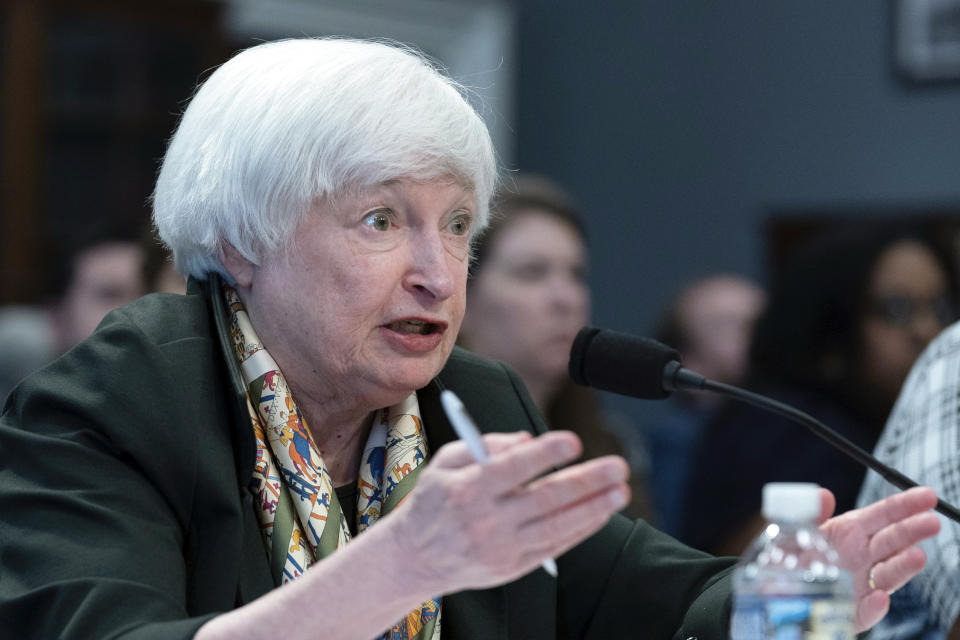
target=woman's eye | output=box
[448,212,472,236]
[363,210,393,232]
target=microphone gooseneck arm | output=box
[662,360,960,524]
[571,328,960,524]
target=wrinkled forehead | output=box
[340,161,476,194]
[328,174,478,211]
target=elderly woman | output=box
[0,38,942,640]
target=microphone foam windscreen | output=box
[569,327,680,399]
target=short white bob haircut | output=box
[153,37,498,282]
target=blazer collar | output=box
[418,376,553,640]
[192,275,258,491]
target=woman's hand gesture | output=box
[818,486,941,632]
[391,430,630,595]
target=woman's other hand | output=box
[817,486,940,632]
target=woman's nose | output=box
[404,233,457,301]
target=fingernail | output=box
[558,439,577,458]
[609,488,627,509]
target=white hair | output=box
[152,38,498,281]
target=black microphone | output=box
[568,326,681,399]
[569,326,960,524]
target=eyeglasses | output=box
[868,294,957,328]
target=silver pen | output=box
[439,389,559,578]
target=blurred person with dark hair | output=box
[458,174,651,519]
[645,274,766,535]
[0,226,145,402]
[45,226,147,353]
[680,221,958,556]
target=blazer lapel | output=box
[199,276,278,604]
[235,489,278,605]
[198,275,258,488]
[418,379,510,639]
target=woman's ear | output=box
[219,242,256,287]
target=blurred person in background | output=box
[458,174,651,519]
[858,319,960,640]
[681,221,958,556]
[47,231,146,353]
[644,274,766,535]
[0,227,146,402]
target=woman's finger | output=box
[816,488,836,524]
[504,455,629,522]
[481,431,585,495]
[514,483,629,554]
[866,545,926,595]
[854,589,891,632]
[845,487,938,536]
[429,431,533,469]
[867,511,940,564]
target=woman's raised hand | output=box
[390,430,629,595]
[817,486,941,632]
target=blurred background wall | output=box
[513,0,960,419]
[2,0,960,423]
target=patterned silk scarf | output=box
[223,286,441,640]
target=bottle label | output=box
[730,594,855,640]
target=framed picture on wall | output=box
[894,0,960,82]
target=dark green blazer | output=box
[0,278,734,639]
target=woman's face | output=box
[57,242,145,350]
[462,210,590,393]
[861,240,953,404]
[234,178,474,410]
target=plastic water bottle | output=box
[730,483,855,640]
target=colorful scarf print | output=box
[223,286,441,640]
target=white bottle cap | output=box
[762,482,821,521]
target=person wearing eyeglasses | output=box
[681,221,959,557]
[861,241,958,419]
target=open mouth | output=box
[385,319,442,335]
